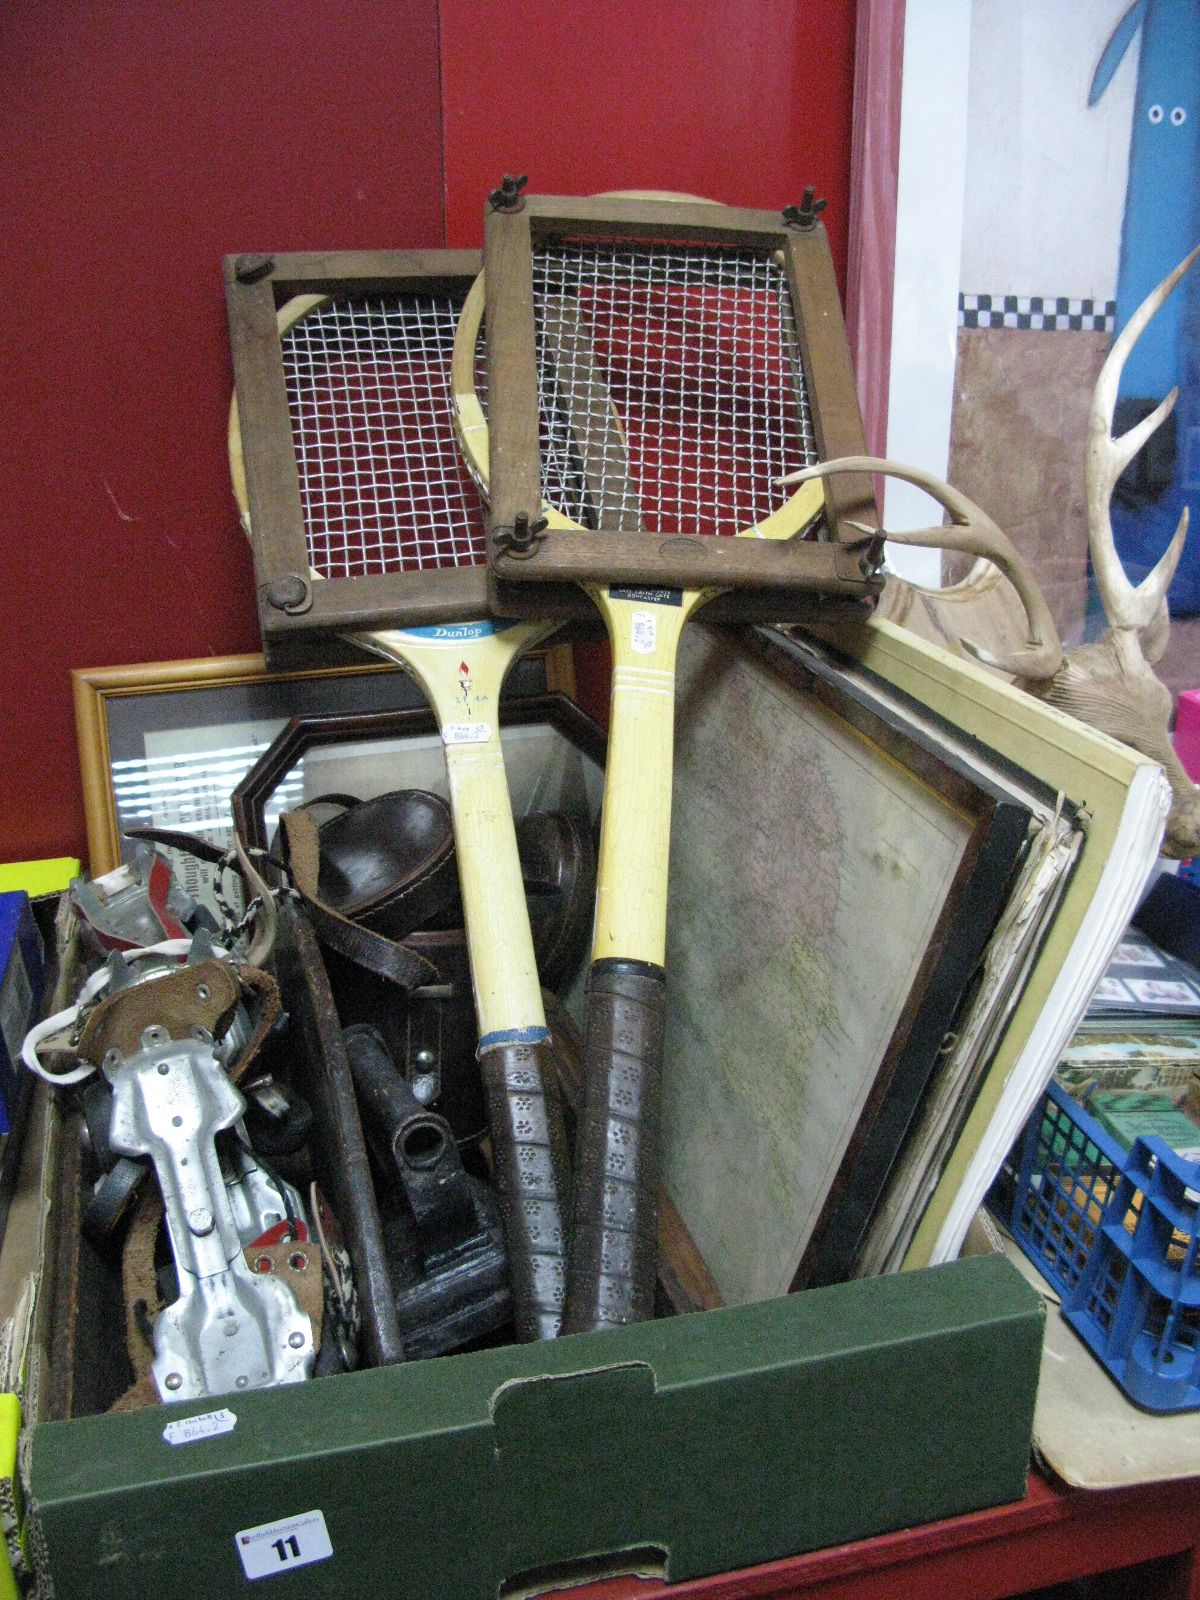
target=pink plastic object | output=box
[1174,689,1200,782]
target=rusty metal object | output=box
[271,898,406,1368]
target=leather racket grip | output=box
[479,1038,572,1342]
[562,961,666,1333]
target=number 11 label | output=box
[235,1509,333,1581]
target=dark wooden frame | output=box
[751,627,1067,1288]
[482,192,882,610]
[662,620,1072,1297]
[230,691,607,851]
[224,248,492,664]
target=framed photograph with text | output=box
[72,645,575,911]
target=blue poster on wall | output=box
[1090,0,1200,611]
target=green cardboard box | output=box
[27,1254,1043,1598]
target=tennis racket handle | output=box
[479,1037,572,1342]
[562,960,666,1333]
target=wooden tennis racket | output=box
[229,283,570,1341]
[452,218,843,1330]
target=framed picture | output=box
[661,621,1080,1303]
[72,645,576,904]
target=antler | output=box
[784,249,1200,855]
[1086,243,1198,639]
[780,456,1065,678]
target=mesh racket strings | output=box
[531,243,819,537]
[283,294,489,578]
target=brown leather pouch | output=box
[278,793,595,1150]
[312,790,459,937]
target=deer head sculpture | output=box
[782,245,1200,858]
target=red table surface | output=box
[548,1467,1200,1600]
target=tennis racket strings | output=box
[531,242,819,538]
[282,293,489,578]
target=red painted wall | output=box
[0,0,858,863]
[0,1,445,863]
[439,0,857,273]
[438,0,858,719]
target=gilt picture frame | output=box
[72,646,575,879]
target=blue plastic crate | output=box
[0,890,45,1132]
[989,1081,1126,1298]
[990,1080,1200,1414]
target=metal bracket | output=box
[263,573,313,615]
[860,532,887,578]
[234,253,276,285]
[105,1031,314,1402]
[844,526,888,579]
